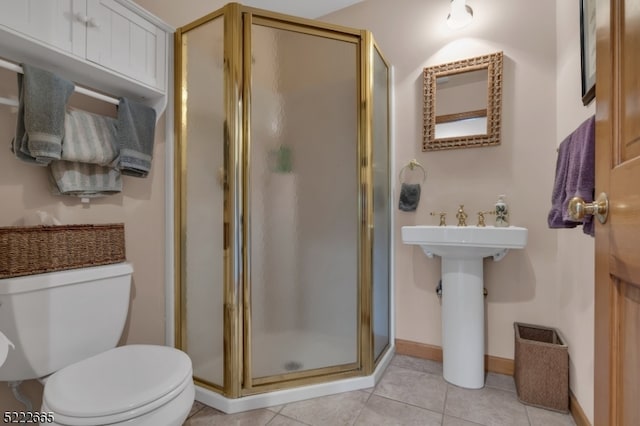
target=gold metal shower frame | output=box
[174,2,391,399]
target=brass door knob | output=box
[568,192,609,224]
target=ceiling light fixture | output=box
[447,0,473,30]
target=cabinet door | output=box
[0,0,86,57]
[86,0,166,90]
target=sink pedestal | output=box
[401,225,528,390]
[441,257,484,389]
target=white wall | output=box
[555,0,596,422]
[323,0,594,422]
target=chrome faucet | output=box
[456,205,468,226]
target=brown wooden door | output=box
[594,0,640,424]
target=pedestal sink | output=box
[401,225,528,389]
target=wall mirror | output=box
[423,51,503,151]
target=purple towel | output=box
[547,115,595,236]
[548,134,576,229]
[565,116,595,236]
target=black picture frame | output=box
[580,0,596,105]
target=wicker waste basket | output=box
[514,322,569,413]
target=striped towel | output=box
[62,109,118,166]
[49,161,122,198]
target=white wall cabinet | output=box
[86,0,166,90]
[0,0,87,58]
[0,0,172,108]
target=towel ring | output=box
[399,159,426,183]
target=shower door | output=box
[176,11,226,391]
[243,15,362,390]
[176,4,391,399]
[371,42,391,364]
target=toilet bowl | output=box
[0,262,195,424]
[41,345,194,426]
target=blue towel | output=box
[548,115,595,236]
[11,64,75,165]
[117,97,156,177]
[399,183,421,212]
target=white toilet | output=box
[0,262,194,425]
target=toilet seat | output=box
[43,345,192,425]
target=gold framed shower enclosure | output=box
[174,3,391,399]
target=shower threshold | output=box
[193,344,394,414]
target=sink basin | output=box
[402,225,528,389]
[402,225,528,259]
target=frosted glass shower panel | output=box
[182,16,225,387]
[372,47,390,361]
[249,24,359,379]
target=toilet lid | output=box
[43,345,192,418]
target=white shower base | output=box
[251,329,357,377]
[192,329,357,385]
[194,342,394,414]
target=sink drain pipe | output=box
[436,280,488,298]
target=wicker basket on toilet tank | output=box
[0,223,125,278]
[514,322,569,413]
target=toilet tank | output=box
[0,262,133,382]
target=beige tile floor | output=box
[184,354,576,426]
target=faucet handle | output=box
[456,205,468,226]
[430,212,447,226]
[476,211,495,227]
